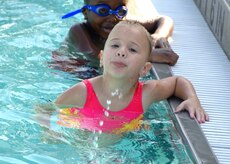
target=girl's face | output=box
[102,23,151,79]
[84,0,127,39]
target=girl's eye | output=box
[129,48,137,53]
[111,44,119,48]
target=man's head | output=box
[82,0,128,39]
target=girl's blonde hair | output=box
[116,20,154,56]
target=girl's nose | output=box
[116,51,127,58]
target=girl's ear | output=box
[140,62,152,77]
[99,50,103,67]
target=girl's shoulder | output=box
[55,81,87,108]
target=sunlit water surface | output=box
[0,0,193,163]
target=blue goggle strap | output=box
[62,8,84,19]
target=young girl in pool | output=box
[54,20,209,134]
[51,0,178,77]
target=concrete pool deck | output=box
[151,0,230,163]
[152,64,218,164]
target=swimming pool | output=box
[0,0,194,163]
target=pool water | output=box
[0,0,193,163]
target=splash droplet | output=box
[106,100,111,105]
[99,120,104,126]
[98,130,102,134]
[94,136,98,141]
[93,141,98,148]
[107,106,110,110]
[104,110,109,117]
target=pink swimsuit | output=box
[58,80,144,134]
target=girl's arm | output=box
[172,77,209,123]
[143,76,209,123]
[55,82,87,108]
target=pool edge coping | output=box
[152,63,219,164]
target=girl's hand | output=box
[175,97,209,124]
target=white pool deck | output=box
[152,0,230,163]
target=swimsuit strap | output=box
[82,79,95,108]
[126,81,144,113]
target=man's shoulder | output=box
[67,23,99,55]
[69,23,86,34]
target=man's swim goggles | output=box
[62,4,128,20]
